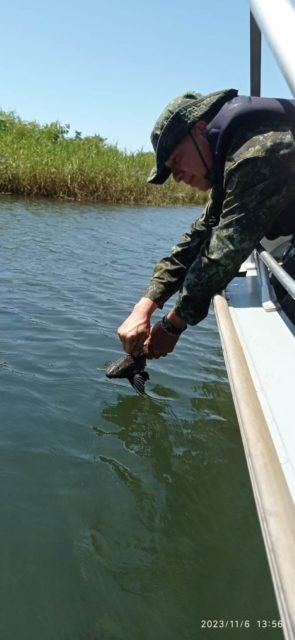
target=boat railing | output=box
[249,0,295,315]
[254,244,295,311]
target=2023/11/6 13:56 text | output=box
[200,619,283,630]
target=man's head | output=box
[147,88,237,188]
[164,121,213,191]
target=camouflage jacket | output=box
[144,120,295,325]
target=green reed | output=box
[0,111,207,206]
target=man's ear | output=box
[193,120,207,134]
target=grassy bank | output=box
[0,111,208,206]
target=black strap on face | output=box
[188,130,211,177]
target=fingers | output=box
[118,335,143,356]
[146,322,179,358]
[117,313,179,360]
[145,350,167,359]
[131,339,146,357]
[117,321,150,356]
[143,335,168,360]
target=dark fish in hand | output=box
[104,354,149,395]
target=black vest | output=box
[206,95,295,238]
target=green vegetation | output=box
[0,111,207,206]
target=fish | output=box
[104,354,149,395]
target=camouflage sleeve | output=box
[143,204,212,308]
[174,133,295,325]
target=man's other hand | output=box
[144,321,180,358]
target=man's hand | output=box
[117,297,157,356]
[144,310,187,359]
[144,322,179,358]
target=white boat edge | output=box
[214,274,295,638]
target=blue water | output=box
[0,198,282,639]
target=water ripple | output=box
[0,199,278,640]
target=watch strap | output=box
[160,315,187,336]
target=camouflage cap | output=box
[147,88,238,184]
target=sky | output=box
[1,0,294,152]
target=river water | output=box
[0,199,282,640]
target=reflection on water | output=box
[0,199,282,640]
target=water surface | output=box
[0,198,282,639]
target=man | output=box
[118,89,295,358]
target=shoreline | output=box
[0,111,208,207]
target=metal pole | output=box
[250,0,295,97]
[250,12,261,96]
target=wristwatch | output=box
[160,315,187,336]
